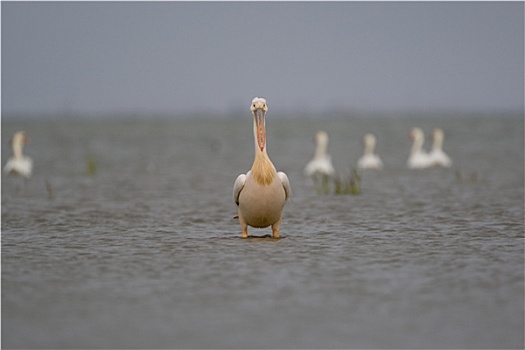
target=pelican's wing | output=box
[324,155,335,175]
[304,159,315,176]
[3,158,14,174]
[233,173,247,206]
[277,171,291,201]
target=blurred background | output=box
[2,1,523,119]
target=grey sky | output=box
[2,1,523,117]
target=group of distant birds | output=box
[3,126,451,184]
[302,127,453,195]
[3,126,452,183]
[304,126,452,177]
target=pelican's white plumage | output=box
[357,133,383,170]
[407,127,432,169]
[4,131,33,178]
[429,128,452,168]
[304,131,335,177]
[233,97,291,238]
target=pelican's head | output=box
[315,131,329,146]
[251,97,268,115]
[11,131,28,148]
[363,133,376,147]
[409,127,424,142]
[251,97,268,152]
[432,128,444,142]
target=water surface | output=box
[2,114,524,348]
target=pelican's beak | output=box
[254,108,266,152]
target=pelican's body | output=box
[233,98,291,238]
[357,133,383,170]
[407,127,432,169]
[304,131,335,177]
[429,128,452,168]
[4,131,33,178]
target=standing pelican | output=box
[304,131,335,177]
[407,127,432,169]
[233,97,291,238]
[4,131,33,178]
[429,128,452,167]
[357,133,383,170]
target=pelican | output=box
[357,133,383,170]
[429,128,452,167]
[304,131,335,177]
[407,127,432,169]
[4,131,33,178]
[233,97,291,238]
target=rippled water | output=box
[2,114,524,348]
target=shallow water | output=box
[2,114,524,348]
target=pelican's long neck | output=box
[432,132,444,151]
[315,141,328,159]
[411,134,424,154]
[364,139,375,155]
[251,118,276,186]
[12,139,24,159]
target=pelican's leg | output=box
[271,219,282,238]
[239,214,248,238]
[322,174,330,194]
[312,175,322,195]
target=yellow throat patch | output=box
[252,153,276,186]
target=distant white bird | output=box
[429,128,452,168]
[4,131,33,178]
[233,97,291,238]
[357,133,383,170]
[304,131,335,177]
[407,127,432,169]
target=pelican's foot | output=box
[272,229,280,239]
